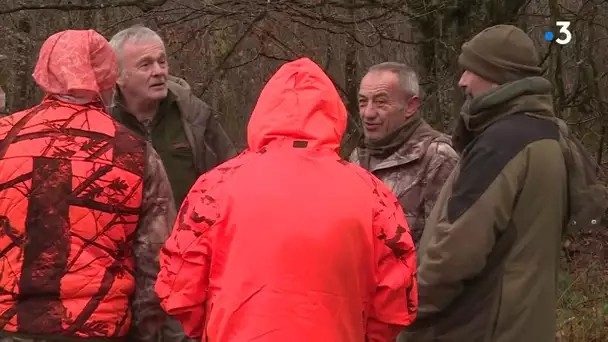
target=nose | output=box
[458,72,468,88]
[360,102,376,119]
[151,62,165,76]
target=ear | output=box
[405,95,420,118]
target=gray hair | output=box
[108,25,165,72]
[367,62,420,99]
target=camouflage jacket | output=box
[0,99,178,342]
[0,149,180,342]
[350,121,459,245]
[131,143,179,342]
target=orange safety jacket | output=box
[0,98,145,338]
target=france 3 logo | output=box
[544,21,572,45]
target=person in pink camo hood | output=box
[0,29,186,342]
[32,29,118,105]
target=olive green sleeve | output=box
[416,143,528,317]
[204,113,237,163]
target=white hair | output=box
[367,62,420,98]
[108,25,165,72]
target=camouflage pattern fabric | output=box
[350,121,459,245]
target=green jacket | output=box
[165,76,237,174]
[402,77,606,342]
[111,76,237,206]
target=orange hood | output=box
[247,58,347,153]
[33,29,118,97]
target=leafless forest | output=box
[0,0,607,340]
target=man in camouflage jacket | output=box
[350,62,459,246]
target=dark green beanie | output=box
[458,25,542,84]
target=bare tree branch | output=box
[0,0,167,16]
[198,10,268,96]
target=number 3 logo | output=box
[556,21,572,45]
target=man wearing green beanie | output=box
[399,24,608,342]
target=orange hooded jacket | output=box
[155,57,418,341]
[0,29,175,341]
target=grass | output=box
[556,229,608,341]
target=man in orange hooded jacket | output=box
[0,29,182,341]
[155,57,418,341]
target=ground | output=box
[557,226,608,341]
